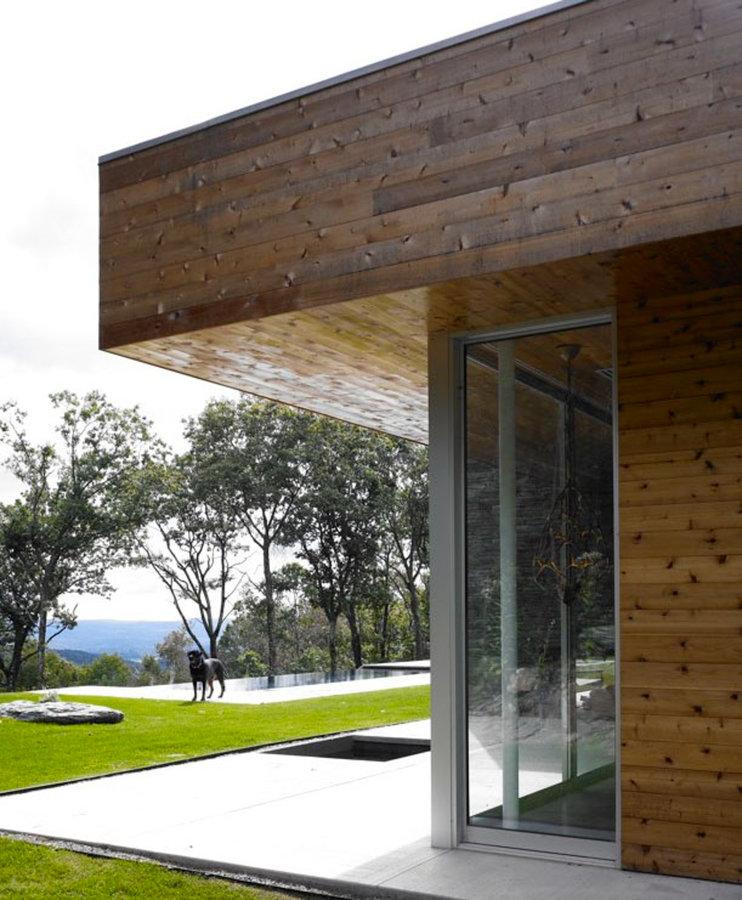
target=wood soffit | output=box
[108,227,742,443]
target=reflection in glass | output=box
[465,324,615,843]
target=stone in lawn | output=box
[0,700,124,725]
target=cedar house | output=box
[99,0,742,885]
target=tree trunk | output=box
[262,542,276,675]
[37,607,47,688]
[327,615,338,675]
[345,605,363,669]
[379,598,390,661]
[6,630,29,692]
[409,587,423,660]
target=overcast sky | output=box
[1,0,546,620]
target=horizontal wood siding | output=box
[99,0,742,349]
[617,279,742,883]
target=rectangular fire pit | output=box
[268,734,430,762]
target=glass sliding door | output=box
[463,317,616,857]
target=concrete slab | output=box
[3,686,738,899]
[55,672,429,705]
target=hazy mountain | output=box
[53,620,207,661]
[55,649,100,666]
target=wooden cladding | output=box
[99,0,742,352]
[617,276,742,883]
[98,0,742,884]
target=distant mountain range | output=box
[52,620,207,662]
[56,649,100,666]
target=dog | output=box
[187,649,226,702]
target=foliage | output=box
[80,653,132,686]
[383,441,430,659]
[183,399,313,674]
[136,653,166,686]
[0,686,430,792]
[0,392,156,690]
[137,448,246,658]
[14,645,82,691]
[1,393,432,687]
[155,626,192,683]
[0,835,297,899]
[284,418,394,672]
[220,564,340,676]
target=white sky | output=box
[1,0,547,620]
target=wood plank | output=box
[622,687,742,718]
[619,499,742,532]
[622,714,742,746]
[617,339,742,382]
[620,581,742,610]
[100,0,711,194]
[618,419,742,456]
[101,55,723,243]
[101,114,742,296]
[617,283,742,328]
[100,31,742,271]
[101,116,741,310]
[101,122,742,321]
[622,842,742,883]
[101,188,742,347]
[619,474,742,507]
[621,555,742,584]
[100,123,432,240]
[621,608,742,634]
[101,149,741,333]
[619,392,742,432]
[622,790,742,827]
[619,446,742,482]
[621,737,742,772]
[618,306,742,354]
[622,816,742,856]
[378,38,742,214]
[620,528,742,558]
[101,150,742,330]
[622,765,742,800]
[621,662,742,691]
[619,363,742,407]
[621,635,742,663]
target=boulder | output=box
[0,699,124,725]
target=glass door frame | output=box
[428,309,620,865]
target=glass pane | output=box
[465,324,615,844]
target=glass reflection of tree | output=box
[532,343,611,780]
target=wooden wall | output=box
[100,0,742,352]
[98,0,742,884]
[617,272,742,882]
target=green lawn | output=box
[0,835,309,899]
[0,685,429,791]
[0,685,429,897]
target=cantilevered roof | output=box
[99,0,742,441]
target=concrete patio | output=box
[0,677,737,899]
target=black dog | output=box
[187,649,226,702]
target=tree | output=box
[0,392,156,689]
[284,419,392,672]
[138,449,245,658]
[136,654,166,686]
[155,626,191,683]
[384,441,430,659]
[184,399,312,674]
[220,563,328,676]
[81,653,132,687]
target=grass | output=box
[0,835,307,899]
[0,685,429,791]
[0,685,429,897]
